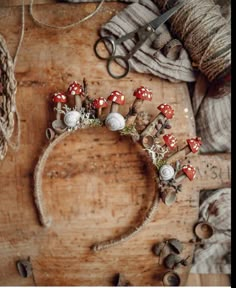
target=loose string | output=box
[29,0,105,30]
[0,1,24,160]
[34,131,70,227]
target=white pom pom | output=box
[159,164,175,181]
[64,111,81,128]
[105,112,125,131]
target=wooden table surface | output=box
[0,1,231,286]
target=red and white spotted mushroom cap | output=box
[133,86,152,101]
[186,137,202,153]
[163,134,177,150]
[107,91,125,105]
[67,81,83,96]
[157,103,174,119]
[182,164,196,181]
[92,97,108,109]
[52,92,67,103]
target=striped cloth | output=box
[191,188,231,274]
[191,73,231,153]
[61,0,196,82]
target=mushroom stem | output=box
[175,173,186,183]
[140,113,166,138]
[166,145,191,164]
[75,95,82,111]
[56,102,62,121]
[97,107,102,119]
[125,99,143,126]
[110,103,119,113]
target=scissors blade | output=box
[149,2,184,31]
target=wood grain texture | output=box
[0,2,231,286]
[186,274,231,286]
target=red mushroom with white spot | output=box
[141,103,174,139]
[92,97,108,119]
[175,164,196,183]
[52,92,67,121]
[166,137,202,164]
[67,81,83,111]
[107,90,125,113]
[162,134,177,151]
[125,86,152,126]
[186,137,202,154]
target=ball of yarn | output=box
[155,0,231,82]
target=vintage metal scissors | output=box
[94,2,184,79]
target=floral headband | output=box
[33,79,202,252]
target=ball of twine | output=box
[155,0,231,82]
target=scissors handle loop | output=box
[107,56,130,79]
[94,36,116,60]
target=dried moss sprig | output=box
[144,141,168,169]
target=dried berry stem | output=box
[140,113,165,138]
[125,99,143,127]
[91,191,159,251]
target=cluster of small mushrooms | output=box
[47,80,202,206]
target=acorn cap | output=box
[162,271,181,286]
[161,190,177,206]
[142,135,154,149]
[194,221,214,240]
[168,239,183,254]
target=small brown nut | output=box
[168,238,183,254]
[152,242,166,256]
[16,259,32,278]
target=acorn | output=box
[152,241,166,256]
[168,238,183,254]
[164,253,181,269]
[16,259,32,278]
